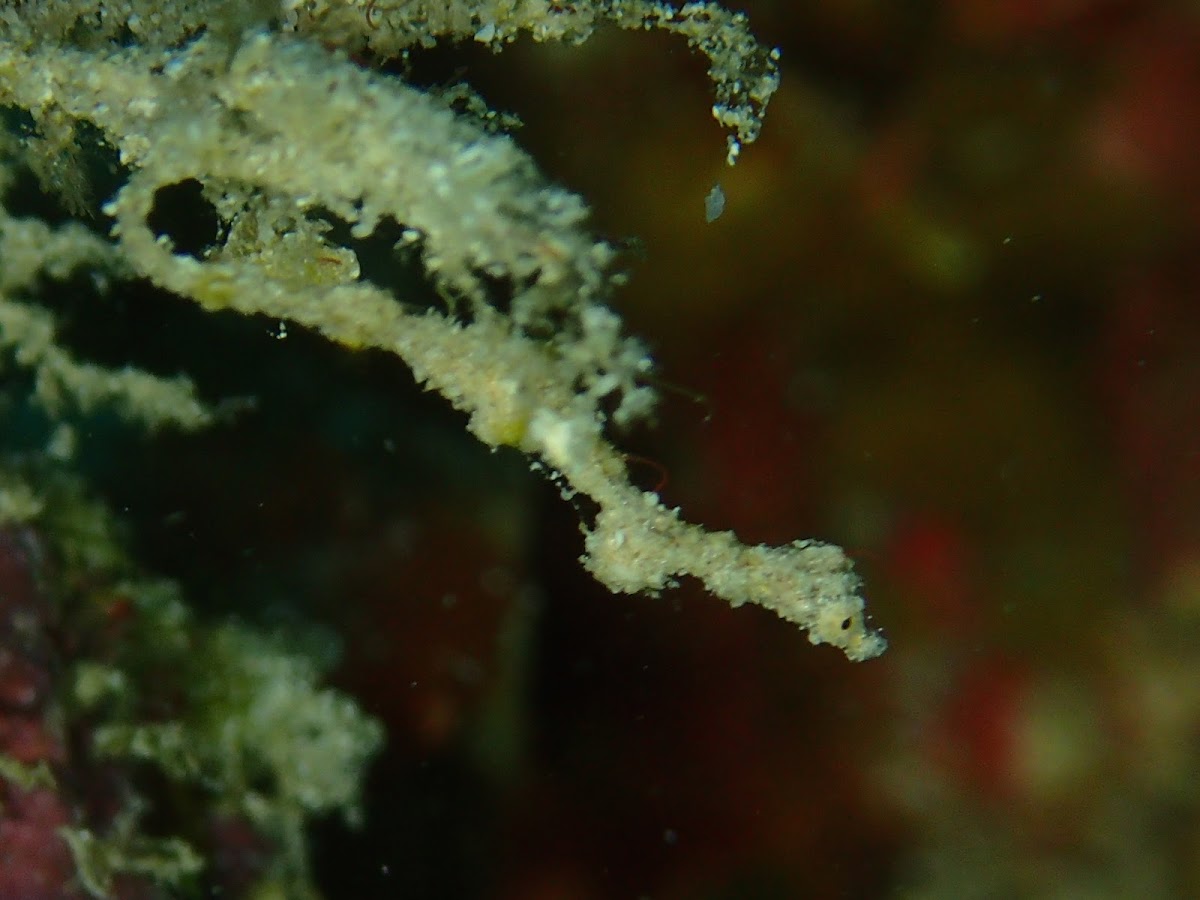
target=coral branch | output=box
[0,1,883,729]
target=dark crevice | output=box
[146,179,222,260]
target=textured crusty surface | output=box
[0,0,884,659]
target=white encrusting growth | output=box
[0,0,885,660]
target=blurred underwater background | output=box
[4,1,1200,897]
